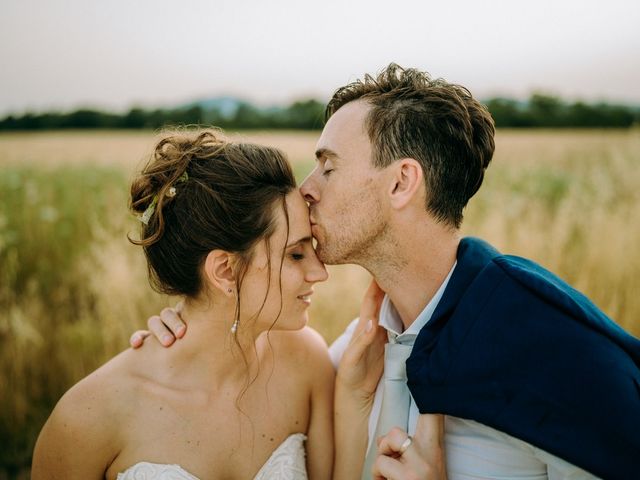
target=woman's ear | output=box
[203,250,236,297]
[388,158,424,209]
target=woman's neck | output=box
[145,297,265,393]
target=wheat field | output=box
[1,128,639,477]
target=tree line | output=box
[486,94,638,128]
[1,94,638,131]
[0,99,326,131]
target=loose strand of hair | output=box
[264,194,289,396]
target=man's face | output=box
[300,100,388,265]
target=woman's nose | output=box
[307,256,328,283]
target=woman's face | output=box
[238,189,328,333]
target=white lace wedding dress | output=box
[117,433,307,480]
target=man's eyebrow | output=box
[315,148,338,161]
[286,236,312,248]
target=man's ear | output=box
[388,158,423,209]
[203,249,236,297]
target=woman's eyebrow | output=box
[286,236,312,248]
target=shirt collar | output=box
[379,262,457,342]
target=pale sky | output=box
[1,0,639,115]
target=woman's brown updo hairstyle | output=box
[129,130,296,301]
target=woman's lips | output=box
[297,291,313,305]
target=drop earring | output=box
[228,287,238,333]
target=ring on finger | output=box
[398,435,413,455]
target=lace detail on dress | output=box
[117,433,307,480]
[117,462,198,479]
[253,433,307,480]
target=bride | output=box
[31,131,335,479]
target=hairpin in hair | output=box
[138,170,189,225]
[139,196,158,225]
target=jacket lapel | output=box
[415,237,500,346]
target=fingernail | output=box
[177,325,186,337]
[162,335,173,345]
[365,319,373,333]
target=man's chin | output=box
[315,243,331,264]
[316,244,348,266]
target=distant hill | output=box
[180,96,244,118]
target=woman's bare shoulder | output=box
[47,344,164,436]
[265,327,334,381]
[266,326,327,356]
[51,349,139,427]
[31,349,141,478]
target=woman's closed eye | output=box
[290,252,305,261]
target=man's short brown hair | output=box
[326,63,495,228]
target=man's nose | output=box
[300,172,319,204]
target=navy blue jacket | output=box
[406,237,640,479]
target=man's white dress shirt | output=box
[328,265,599,479]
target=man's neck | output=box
[367,229,460,330]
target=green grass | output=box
[0,166,150,474]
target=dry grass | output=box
[463,129,640,336]
[0,129,316,170]
[1,128,639,476]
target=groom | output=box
[137,65,640,479]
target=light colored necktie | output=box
[361,334,415,480]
